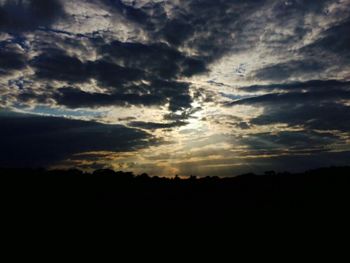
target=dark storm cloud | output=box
[101,0,269,61]
[22,0,336,114]
[252,14,350,82]
[6,0,326,114]
[240,80,350,93]
[30,49,89,83]
[0,0,65,32]
[30,48,145,85]
[156,0,269,60]
[54,87,165,108]
[53,80,192,110]
[17,91,51,104]
[168,94,193,112]
[91,59,145,87]
[99,0,157,27]
[251,102,350,132]
[271,0,332,19]
[228,85,350,132]
[53,81,192,112]
[29,44,195,111]
[0,44,27,74]
[301,18,350,61]
[0,110,153,167]
[232,80,350,132]
[252,60,326,81]
[98,40,206,79]
[229,89,350,106]
[128,121,188,130]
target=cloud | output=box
[128,120,188,130]
[97,39,206,82]
[251,12,350,82]
[159,0,269,60]
[239,79,350,93]
[235,122,250,130]
[30,48,90,83]
[0,110,154,167]
[30,47,145,86]
[229,89,350,106]
[0,42,27,75]
[99,0,270,62]
[252,60,326,81]
[251,102,350,132]
[0,0,65,32]
[29,45,195,111]
[54,86,165,108]
[301,18,350,61]
[228,80,350,132]
[91,59,145,87]
[53,80,193,111]
[26,35,201,110]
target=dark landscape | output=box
[2,166,350,224]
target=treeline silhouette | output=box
[1,167,350,223]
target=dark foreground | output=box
[1,167,350,225]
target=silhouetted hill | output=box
[1,166,350,225]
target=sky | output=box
[1,0,350,177]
